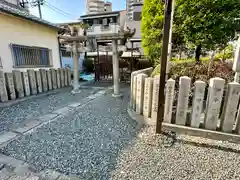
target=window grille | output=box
[10,44,51,67]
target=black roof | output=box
[80,10,121,19]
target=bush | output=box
[151,61,234,83]
[83,58,94,73]
[215,44,233,61]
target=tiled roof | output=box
[0,2,60,30]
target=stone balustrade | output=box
[129,68,240,135]
[0,68,72,102]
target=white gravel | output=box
[0,88,94,133]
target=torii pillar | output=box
[72,41,80,93]
[59,26,87,94]
[112,39,122,97]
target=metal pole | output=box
[156,0,173,134]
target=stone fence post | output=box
[56,69,61,88]
[143,77,153,118]
[204,78,225,130]
[164,78,175,123]
[40,69,48,92]
[21,72,30,96]
[221,82,240,133]
[130,67,153,109]
[176,76,191,125]
[0,71,8,102]
[27,70,37,95]
[13,70,24,98]
[47,70,53,90]
[191,81,206,128]
[35,70,43,93]
[151,76,160,123]
[5,72,16,100]
[136,73,148,114]
[51,69,57,90]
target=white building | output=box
[0,0,62,72]
[104,1,112,12]
[85,0,112,15]
[85,0,105,14]
[126,0,143,20]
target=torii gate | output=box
[87,27,136,98]
[59,26,87,94]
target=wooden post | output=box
[156,0,173,133]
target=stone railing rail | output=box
[0,68,72,102]
[129,68,240,143]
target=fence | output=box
[0,68,72,102]
[129,67,240,143]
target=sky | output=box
[29,0,126,23]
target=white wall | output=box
[0,13,61,72]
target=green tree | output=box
[141,0,164,63]
[176,0,240,63]
[141,0,185,64]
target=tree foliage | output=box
[141,0,185,63]
[141,0,164,63]
[142,0,240,63]
[176,0,240,62]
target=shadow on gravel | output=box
[161,130,240,154]
[0,84,143,180]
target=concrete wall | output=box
[0,13,61,72]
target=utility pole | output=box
[37,0,42,19]
[32,0,43,19]
[156,0,173,134]
[166,0,175,80]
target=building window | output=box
[61,49,72,58]
[10,44,51,67]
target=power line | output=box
[43,0,73,16]
[43,0,78,19]
[44,4,75,19]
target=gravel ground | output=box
[2,86,240,179]
[110,126,240,180]
[1,86,141,179]
[0,87,95,133]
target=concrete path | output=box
[1,84,240,179]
